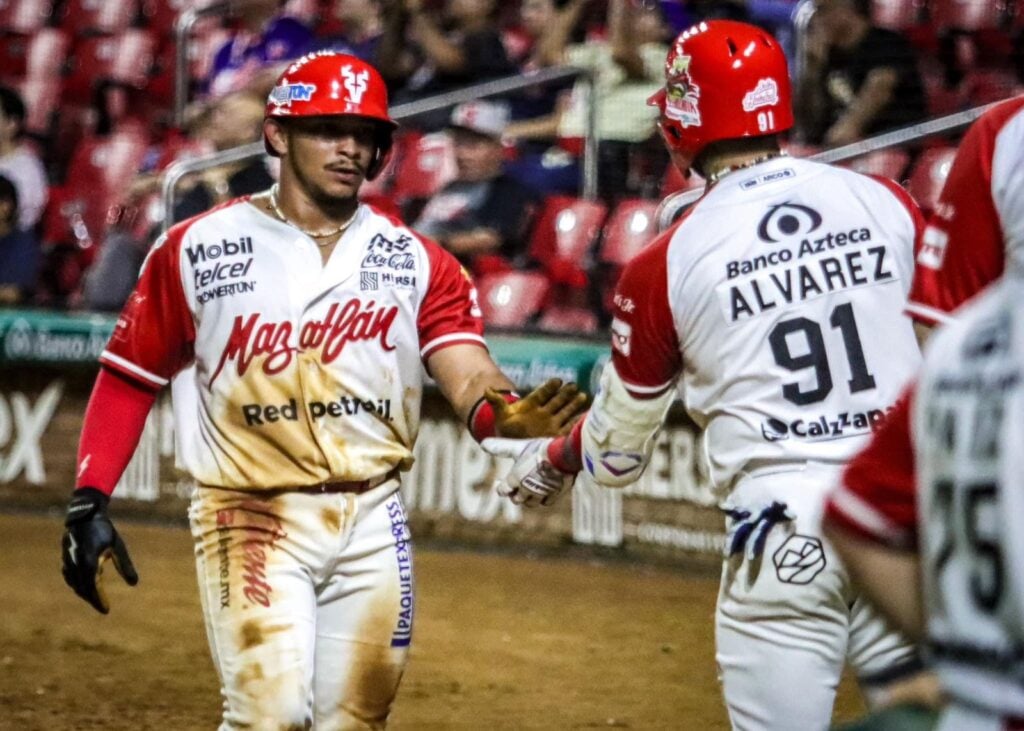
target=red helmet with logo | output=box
[264,51,398,179]
[648,20,793,173]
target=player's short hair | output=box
[0,86,26,135]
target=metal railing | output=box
[654,102,997,231]
[161,66,596,229]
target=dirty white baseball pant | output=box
[716,463,918,731]
[189,477,413,731]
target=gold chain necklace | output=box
[268,184,358,245]
[706,151,788,185]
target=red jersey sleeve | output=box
[823,387,918,549]
[869,173,927,257]
[609,231,681,398]
[100,226,196,388]
[418,238,487,361]
[907,106,1013,325]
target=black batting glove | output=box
[61,487,139,614]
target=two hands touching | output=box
[483,378,588,508]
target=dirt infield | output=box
[0,512,864,729]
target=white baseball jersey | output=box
[827,276,1024,717]
[101,197,485,489]
[609,155,923,492]
[908,95,1024,325]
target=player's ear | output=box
[264,118,289,157]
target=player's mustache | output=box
[326,161,363,175]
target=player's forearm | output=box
[409,13,465,73]
[823,522,925,639]
[75,368,159,495]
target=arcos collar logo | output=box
[757,202,822,243]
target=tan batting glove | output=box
[487,378,588,439]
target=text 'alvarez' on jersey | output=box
[609,156,924,493]
[100,198,485,490]
[827,276,1024,718]
[908,96,1024,325]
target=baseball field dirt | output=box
[0,512,864,729]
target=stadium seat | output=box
[475,270,551,329]
[599,198,660,267]
[141,0,208,35]
[61,0,139,35]
[528,195,608,287]
[931,0,1012,30]
[0,34,29,82]
[871,0,923,30]
[842,148,911,181]
[906,146,958,214]
[537,303,599,335]
[64,29,158,104]
[962,68,1023,105]
[25,28,71,81]
[0,0,55,34]
[16,75,61,137]
[388,131,457,204]
[50,127,150,251]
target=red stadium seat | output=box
[842,148,911,181]
[50,128,150,250]
[64,29,158,104]
[25,28,71,81]
[528,196,608,287]
[16,76,61,136]
[599,198,660,266]
[931,0,1012,30]
[388,131,457,204]
[906,146,958,214]
[0,34,30,82]
[537,303,599,335]
[871,0,924,30]
[61,0,139,35]
[962,68,1023,106]
[0,0,56,34]
[476,271,551,328]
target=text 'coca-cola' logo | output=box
[210,299,398,382]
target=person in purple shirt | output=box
[204,0,313,100]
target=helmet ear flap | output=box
[366,129,394,181]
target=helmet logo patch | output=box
[269,80,317,112]
[341,65,369,104]
[742,78,779,112]
[664,54,701,128]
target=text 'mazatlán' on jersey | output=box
[100,198,485,490]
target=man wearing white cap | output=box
[413,99,539,276]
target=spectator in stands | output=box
[0,86,48,231]
[78,92,273,312]
[378,0,517,115]
[0,175,40,304]
[505,0,671,201]
[795,0,926,146]
[308,0,384,61]
[203,0,314,100]
[413,100,539,277]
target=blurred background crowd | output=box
[0,0,1021,331]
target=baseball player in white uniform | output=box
[485,21,926,730]
[824,276,1024,731]
[59,51,585,730]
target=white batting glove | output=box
[481,437,577,508]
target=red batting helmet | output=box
[264,51,398,180]
[648,20,793,174]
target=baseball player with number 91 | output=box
[59,51,586,729]
[485,20,931,729]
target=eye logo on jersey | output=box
[962,314,1010,360]
[757,202,822,243]
[773,535,826,584]
[611,318,632,357]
